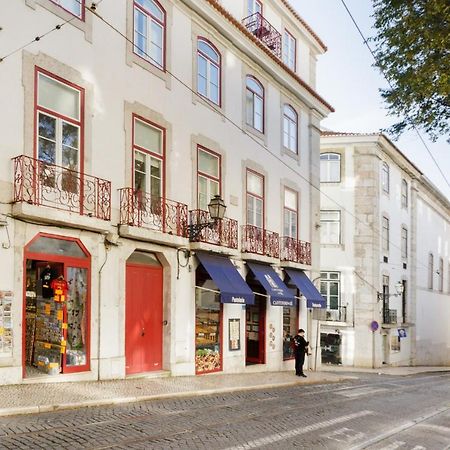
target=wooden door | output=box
[245,296,266,364]
[125,262,163,374]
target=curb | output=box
[0,375,351,417]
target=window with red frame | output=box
[247,0,262,16]
[36,70,83,192]
[246,170,264,228]
[197,39,221,105]
[50,0,84,19]
[197,147,221,211]
[133,116,164,200]
[283,188,298,239]
[283,105,298,153]
[133,0,165,69]
[283,30,296,71]
[246,76,264,133]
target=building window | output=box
[246,170,264,228]
[401,179,408,208]
[282,301,299,360]
[320,272,340,310]
[36,70,82,190]
[320,153,341,183]
[283,188,298,238]
[381,162,390,193]
[197,39,221,105]
[283,105,297,153]
[50,0,84,18]
[198,147,220,211]
[438,257,444,292]
[428,253,434,289]
[401,226,408,259]
[133,0,165,69]
[247,0,262,16]
[320,210,341,244]
[382,216,389,252]
[283,30,296,71]
[246,76,264,133]
[133,116,164,199]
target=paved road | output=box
[0,372,448,449]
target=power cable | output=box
[338,0,450,191]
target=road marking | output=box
[224,410,374,450]
[379,441,405,450]
[336,387,389,398]
[411,446,427,450]
[324,427,365,443]
[349,406,449,450]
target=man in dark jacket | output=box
[292,329,309,377]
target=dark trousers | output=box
[295,352,305,375]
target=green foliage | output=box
[372,0,450,141]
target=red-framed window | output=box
[197,38,221,106]
[283,188,298,239]
[197,146,221,211]
[246,169,264,228]
[23,233,91,377]
[35,68,84,179]
[283,104,298,153]
[50,0,85,20]
[247,0,262,16]
[246,76,264,133]
[132,115,165,200]
[133,0,166,70]
[283,29,296,71]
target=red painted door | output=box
[125,263,163,375]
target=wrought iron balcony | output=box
[280,236,312,265]
[241,224,279,258]
[13,155,111,221]
[383,308,398,325]
[242,12,282,59]
[325,306,347,323]
[119,187,188,237]
[189,209,238,248]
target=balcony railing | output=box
[241,225,279,258]
[325,306,347,323]
[383,308,398,325]
[13,155,111,221]
[189,209,238,249]
[119,188,188,237]
[280,236,312,265]
[242,12,282,58]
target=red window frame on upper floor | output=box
[283,29,297,72]
[283,187,298,240]
[246,169,265,228]
[246,75,265,133]
[197,146,222,210]
[50,0,85,20]
[197,38,222,107]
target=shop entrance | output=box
[125,252,163,375]
[23,234,90,378]
[245,292,266,365]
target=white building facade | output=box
[0,0,331,384]
[319,132,450,368]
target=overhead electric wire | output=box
[338,0,450,190]
[0,1,435,279]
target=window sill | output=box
[127,50,171,88]
[281,146,300,163]
[321,243,344,249]
[243,123,266,144]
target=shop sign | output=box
[228,318,240,351]
[0,290,13,356]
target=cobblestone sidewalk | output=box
[0,370,347,417]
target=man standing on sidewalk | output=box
[293,329,309,377]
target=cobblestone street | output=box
[0,371,448,449]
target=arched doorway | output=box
[23,233,91,378]
[125,251,163,375]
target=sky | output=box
[293,0,450,200]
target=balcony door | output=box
[247,0,262,16]
[246,170,264,228]
[35,69,83,210]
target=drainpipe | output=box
[97,240,110,381]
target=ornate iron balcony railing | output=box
[280,236,312,265]
[119,187,188,237]
[241,224,279,258]
[189,209,238,248]
[13,155,111,221]
[242,12,282,58]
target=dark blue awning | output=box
[196,252,254,305]
[247,262,295,307]
[284,269,326,308]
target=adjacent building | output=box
[0,0,332,384]
[319,132,450,368]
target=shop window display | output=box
[195,279,222,374]
[282,302,298,360]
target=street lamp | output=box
[377,281,404,302]
[188,195,227,241]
